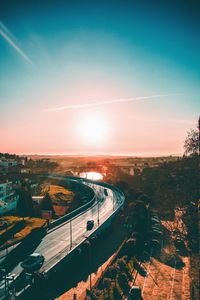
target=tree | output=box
[123,239,136,260]
[105,265,119,280]
[41,193,54,211]
[102,278,112,289]
[17,184,34,217]
[116,257,132,280]
[117,272,130,295]
[184,117,200,156]
[112,286,122,299]
[91,288,103,300]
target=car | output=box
[174,237,185,249]
[128,286,142,300]
[104,189,108,196]
[21,253,45,273]
[86,220,94,231]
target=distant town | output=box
[0,153,178,219]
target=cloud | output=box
[0,21,34,66]
[46,93,179,112]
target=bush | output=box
[102,277,112,289]
[117,272,130,295]
[104,265,120,280]
[115,257,132,281]
[91,288,104,300]
[112,286,122,299]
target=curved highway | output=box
[0,177,125,299]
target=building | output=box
[0,159,18,169]
[0,181,13,201]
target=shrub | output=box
[117,272,130,295]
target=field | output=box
[0,216,48,250]
[41,184,75,205]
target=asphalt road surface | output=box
[0,178,124,299]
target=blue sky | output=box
[0,0,200,155]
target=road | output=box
[0,177,124,299]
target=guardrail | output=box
[47,175,125,232]
[47,178,96,230]
[56,178,125,266]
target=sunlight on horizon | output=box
[79,171,103,180]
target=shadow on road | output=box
[20,217,126,300]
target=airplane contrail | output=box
[46,93,179,112]
[0,21,34,66]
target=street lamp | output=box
[97,198,100,227]
[112,193,115,211]
[84,235,96,298]
[89,241,92,293]
[70,218,73,249]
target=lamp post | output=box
[97,198,100,227]
[113,193,115,212]
[84,236,95,299]
[89,241,92,294]
[70,219,73,249]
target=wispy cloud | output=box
[0,21,34,66]
[46,93,179,112]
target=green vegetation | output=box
[92,256,132,299]
[139,156,199,211]
[114,156,199,220]
[26,158,58,171]
[183,202,199,253]
[184,117,199,156]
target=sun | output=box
[78,114,108,145]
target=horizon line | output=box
[2,151,183,158]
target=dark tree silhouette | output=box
[116,257,132,280]
[105,265,119,280]
[91,288,103,300]
[41,192,55,217]
[112,286,122,299]
[17,187,34,217]
[117,272,130,295]
[102,277,112,289]
[123,238,136,260]
[184,117,200,156]
[41,193,54,210]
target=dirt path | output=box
[134,212,191,300]
[134,256,190,300]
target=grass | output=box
[0,216,48,250]
[41,184,75,205]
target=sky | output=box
[0,0,200,156]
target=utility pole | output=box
[70,219,72,249]
[97,199,100,226]
[84,236,93,299]
[89,240,92,296]
[113,194,115,211]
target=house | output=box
[0,181,13,200]
[0,159,18,169]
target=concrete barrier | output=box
[48,179,96,230]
